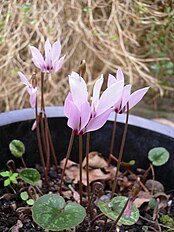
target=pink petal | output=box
[52,40,61,63]
[116,68,124,81]
[29,93,37,108]
[92,75,103,110]
[64,93,73,117]
[18,72,30,86]
[96,80,124,115]
[107,74,116,87]
[53,55,65,73]
[80,101,91,131]
[85,108,112,133]
[69,72,88,110]
[44,39,52,68]
[29,46,45,70]
[66,100,81,133]
[123,199,133,218]
[128,87,149,110]
[31,120,37,131]
[121,84,131,110]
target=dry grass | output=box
[0,0,173,112]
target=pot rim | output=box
[0,106,174,138]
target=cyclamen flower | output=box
[107,68,149,113]
[18,72,37,108]
[29,39,65,74]
[123,199,134,218]
[64,72,124,135]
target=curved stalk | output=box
[59,131,75,194]
[86,132,90,208]
[108,113,117,165]
[111,103,129,197]
[79,134,83,205]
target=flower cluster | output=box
[64,72,124,135]
[18,38,149,134]
[107,68,149,114]
[29,39,65,74]
[18,72,38,108]
[19,38,65,108]
[64,70,149,135]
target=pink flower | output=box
[18,72,37,108]
[123,199,134,218]
[29,39,65,74]
[107,68,149,113]
[64,72,124,135]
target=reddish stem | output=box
[59,131,75,194]
[44,115,59,173]
[36,114,49,186]
[86,132,90,208]
[21,157,27,168]
[79,134,83,205]
[108,113,117,165]
[111,103,129,197]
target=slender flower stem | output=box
[34,99,48,185]
[102,217,108,232]
[111,103,129,198]
[79,134,83,205]
[44,115,59,173]
[86,132,90,208]
[41,72,45,112]
[44,116,50,171]
[21,157,27,168]
[40,72,49,170]
[86,193,94,218]
[40,114,47,158]
[108,113,117,166]
[59,131,75,194]
[108,198,129,232]
[150,163,155,195]
[90,213,104,226]
[36,114,49,186]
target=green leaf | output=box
[0,171,10,177]
[129,160,136,166]
[32,194,86,231]
[20,191,29,201]
[9,139,25,158]
[10,175,18,184]
[98,196,139,225]
[148,147,169,166]
[19,168,40,186]
[12,173,19,178]
[26,199,34,205]
[4,178,11,186]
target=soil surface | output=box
[1,164,174,232]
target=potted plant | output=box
[0,38,174,232]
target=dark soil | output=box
[1,164,174,232]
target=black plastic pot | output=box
[0,106,174,190]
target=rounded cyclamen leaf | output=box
[9,139,25,158]
[20,191,29,201]
[19,168,41,186]
[26,199,34,205]
[32,194,86,231]
[148,147,169,166]
[98,196,139,225]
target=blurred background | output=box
[0,0,174,124]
